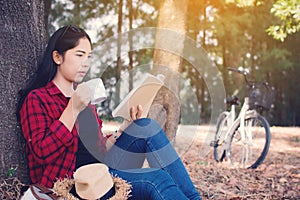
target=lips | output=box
[77,71,87,76]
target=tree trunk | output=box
[200,0,207,124]
[44,0,52,36]
[115,0,123,106]
[73,0,81,26]
[0,0,46,183]
[128,0,134,91]
[150,0,187,141]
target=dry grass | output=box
[180,125,300,200]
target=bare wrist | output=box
[59,101,78,131]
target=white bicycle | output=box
[211,68,274,169]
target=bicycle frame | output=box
[218,97,258,150]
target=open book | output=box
[112,73,165,121]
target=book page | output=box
[112,73,164,121]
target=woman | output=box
[18,25,201,200]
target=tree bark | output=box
[150,0,187,141]
[128,0,134,91]
[200,0,207,124]
[44,0,52,36]
[0,0,46,182]
[115,0,123,106]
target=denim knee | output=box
[133,118,160,127]
[125,118,163,139]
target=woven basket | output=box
[247,83,275,110]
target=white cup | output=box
[85,78,107,105]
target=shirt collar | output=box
[45,81,64,96]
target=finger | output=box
[130,106,136,121]
[77,83,92,102]
[136,104,143,119]
[83,95,91,106]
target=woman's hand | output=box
[59,83,91,131]
[110,105,143,142]
[71,83,92,115]
[130,104,143,121]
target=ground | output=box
[177,125,300,200]
[103,123,300,199]
[1,124,299,199]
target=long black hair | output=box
[17,25,92,118]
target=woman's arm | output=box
[20,83,91,163]
[20,92,75,163]
[59,83,91,131]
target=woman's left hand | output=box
[130,104,143,121]
[116,105,143,139]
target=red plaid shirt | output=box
[19,81,107,188]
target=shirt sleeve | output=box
[20,92,75,163]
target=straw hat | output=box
[73,163,114,200]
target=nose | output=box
[82,57,91,68]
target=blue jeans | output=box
[104,118,201,200]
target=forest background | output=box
[46,0,299,127]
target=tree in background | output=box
[0,0,46,182]
[267,0,300,42]
[185,0,210,124]
[115,0,123,106]
[149,0,188,141]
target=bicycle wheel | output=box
[213,112,230,162]
[228,114,271,169]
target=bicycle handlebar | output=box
[228,67,240,73]
[226,67,275,111]
[228,67,250,83]
[228,67,248,75]
[228,67,272,90]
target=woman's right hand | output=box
[59,83,91,131]
[70,83,92,115]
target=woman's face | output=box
[57,37,92,83]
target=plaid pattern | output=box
[19,81,107,188]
